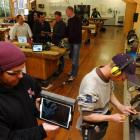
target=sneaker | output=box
[62,76,75,85]
[68,76,75,81]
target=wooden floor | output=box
[40,26,126,140]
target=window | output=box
[0,0,10,17]
[13,0,28,16]
[49,0,65,3]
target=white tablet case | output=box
[40,90,76,129]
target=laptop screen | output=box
[40,98,72,129]
[18,36,27,43]
[32,44,43,52]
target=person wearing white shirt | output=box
[77,53,138,140]
[10,15,33,41]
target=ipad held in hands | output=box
[40,97,72,129]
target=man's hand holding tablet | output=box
[42,123,59,132]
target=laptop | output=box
[40,96,72,129]
[18,36,27,43]
[32,43,43,52]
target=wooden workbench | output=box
[0,23,14,28]
[19,46,66,80]
[82,24,96,30]
[123,80,140,140]
[82,24,96,42]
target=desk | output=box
[89,17,112,25]
[13,42,31,48]
[82,24,96,42]
[89,17,111,21]
[0,23,14,28]
[82,24,96,30]
[89,17,111,32]
[89,20,103,32]
[19,46,66,80]
[123,81,140,140]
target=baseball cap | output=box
[112,53,140,86]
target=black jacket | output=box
[0,74,46,140]
[52,20,66,45]
[33,21,51,43]
[67,15,82,44]
[91,11,101,18]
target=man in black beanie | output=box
[0,41,59,140]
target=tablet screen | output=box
[40,98,71,129]
[18,36,27,43]
[32,44,43,52]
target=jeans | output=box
[58,56,64,72]
[69,44,81,77]
[81,111,111,140]
[81,125,107,140]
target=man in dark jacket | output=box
[33,13,51,43]
[52,11,66,45]
[0,41,59,140]
[91,8,101,19]
[52,11,67,75]
[66,6,82,82]
[28,10,39,32]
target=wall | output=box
[123,2,137,35]
[36,0,126,25]
[123,0,140,37]
[134,3,140,38]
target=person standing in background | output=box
[65,6,82,82]
[91,8,101,19]
[33,13,51,43]
[52,11,66,45]
[10,15,33,41]
[52,11,67,75]
[28,11,39,32]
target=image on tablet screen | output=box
[40,98,71,128]
[33,45,43,52]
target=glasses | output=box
[6,70,23,76]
